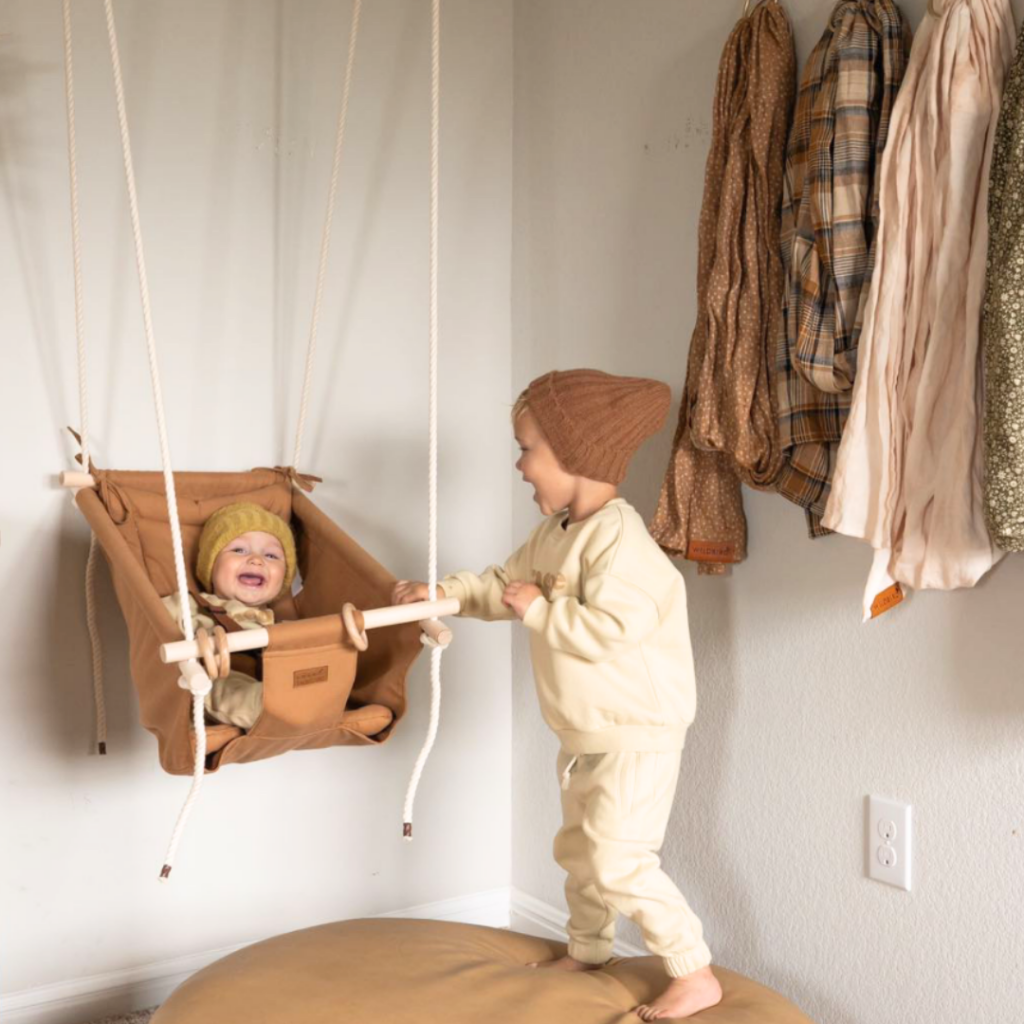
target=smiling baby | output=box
[161,502,296,730]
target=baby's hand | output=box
[391,580,446,606]
[501,581,543,620]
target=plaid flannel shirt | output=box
[776,0,910,535]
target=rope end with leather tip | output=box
[98,742,107,755]
[403,822,413,840]
[159,864,172,880]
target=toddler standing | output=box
[394,369,721,1020]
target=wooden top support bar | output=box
[60,471,96,488]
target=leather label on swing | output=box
[293,665,329,687]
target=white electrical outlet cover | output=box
[867,795,912,891]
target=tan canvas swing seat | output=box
[76,465,424,775]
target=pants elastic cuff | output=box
[568,940,614,966]
[663,942,713,978]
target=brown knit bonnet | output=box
[517,369,672,485]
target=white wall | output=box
[511,3,1024,1024]
[0,0,512,1006]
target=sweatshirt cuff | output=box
[521,594,548,631]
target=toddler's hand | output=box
[392,580,445,606]
[502,581,543,620]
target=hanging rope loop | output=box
[402,0,443,841]
[102,0,205,877]
[62,3,107,756]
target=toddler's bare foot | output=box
[528,954,606,971]
[635,966,722,1020]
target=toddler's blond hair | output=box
[511,390,530,423]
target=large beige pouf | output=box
[154,919,815,1023]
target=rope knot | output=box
[258,466,323,493]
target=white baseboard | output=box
[0,943,246,1024]
[378,885,512,928]
[0,887,513,1024]
[509,888,646,958]
[509,887,571,942]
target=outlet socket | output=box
[867,795,912,891]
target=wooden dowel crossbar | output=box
[160,597,460,664]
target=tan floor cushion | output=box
[153,919,815,1023]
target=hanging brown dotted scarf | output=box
[651,0,796,572]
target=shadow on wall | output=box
[311,430,428,577]
[619,558,768,978]
[3,2,161,769]
[306,2,426,471]
[96,2,160,451]
[0,29,68,436]
[622,415,766,980]
[38,500,148,766]
[190,0,253,458]
[945,555,1024,725]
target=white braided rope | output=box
[102,0,208,879]
[402,0,443,839]
[293,0,363,471]
[63,0,107,756]
[63,0,89,473]
[160,690,207,880]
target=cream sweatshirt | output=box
[441,498,696,754]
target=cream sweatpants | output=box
[554,750,711,978]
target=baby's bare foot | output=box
[635,966,722,1020]
[528,954,606,971]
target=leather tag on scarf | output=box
[687,540,738,563]
[293,666,329,687]
[870,583,904,620]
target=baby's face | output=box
[211,531,287,606]
[514,408,576,516]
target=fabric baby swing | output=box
[58,0,458,877]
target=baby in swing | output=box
[161,503,296,730]
[394,369,721,1021]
